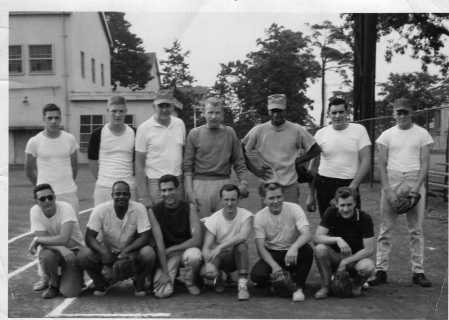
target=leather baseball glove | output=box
[270,269,296,297]
[393,191,421,215]
[330,270,354,298]
[111,257,135,282]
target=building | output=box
[9,12,161,164]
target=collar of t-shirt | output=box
[337,209,360,222]
[269,121,288,132]
[150,115,173,128]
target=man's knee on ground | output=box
[182,247,202,267]
[314,244,329,259]
[355,258,375,277]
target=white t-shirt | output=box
[87,200,151,252]
[376,124,434,172]
[254,202,309,251]
[315,123,371,179]
[25,131,79,194]
[135,116,186,179]
[30,201,84,249]
[203,207,253,247]
[97,124,135,188]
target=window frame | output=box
[79,114,104,153]
[101,63,105,86]
[9,45,24,75]
[28,44,54,74]
[91,58,96,83]
[80,51,85,79]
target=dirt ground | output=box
[8,165,448,319]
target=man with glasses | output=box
[78,181,168,297]
[307,98,371,217]
[28,184,85,299]
[88,96,136,205]
[369,98,433,287]
[135,89,185,208]
[25,103,80,291]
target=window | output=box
[101,63,104,86]
[91,58,96,83]
[29,45,53,72]
[9,45,23,74]
[80,51,85,78]
[79,114,104,152]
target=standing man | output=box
[251,183,314,302]
[242,94,320,204]
[88,96,136,205]
[201,184,253,300]
[313,187,375,299]
[369,98,433,287]
[78,181,170,296]
[307,98,371,217]
[25,103,79,214]
[28,183,84,299]
[152,175,203,297]
[135,89,185,208]
[184,97,249,218]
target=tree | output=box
[160,40,195,88]
[105,12,153,91]
[214,23,321,134]
[308,20,353,125]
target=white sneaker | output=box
[292,288,305,302]
[237,278,250,301]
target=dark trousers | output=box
[212,242,249,275]
[316,174,361,218]
[250,244,313,288]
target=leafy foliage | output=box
[160,40,195,88]
[105,12,153,91]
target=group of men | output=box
[24,90,433,303]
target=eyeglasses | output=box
[112,192,130,197]
[38,195,54,202]
[395,110,410,116]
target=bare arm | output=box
[25,153,37,185]
[147,209,169,274]
[255,238,282,273]
[349,145,371,189]
[411,143,432,193]
[213,217,252,253]
[338,237,375,271]
[377,143,397,204]
[166,204,202,254]
[85,227,114,264]
[70,151,78,180]
[88,160,99,179]
[120,230,150,256]
[135,151,151,208]
[33,221,74,246]
[285,225,312,265]
[295,143,321,166]
[202,229,216,262]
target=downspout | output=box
[62,13,70,130]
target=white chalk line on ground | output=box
[8,207,93,244]
[49,313,171,318]
[46,280,93,318]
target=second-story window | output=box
[91,58,96,83]
[9,45,23,74]
[101,63,104,86]
[81,51,85,78]
[29,45,53,73]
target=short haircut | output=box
[42,103,61,116]
[158,174,179,188]
[204,97,224,110]
[328,97,348,111]
[219,184,241,198]
[108,95,126,107]
[333,186,356,202]
[259,182,283,197]
[33,183,54,199]
[112,180,130,193]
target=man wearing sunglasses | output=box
[369,98,433,287]
[28,184,85,299]
[307,98,371,217]
[78,181,167,297]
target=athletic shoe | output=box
[368,270,387,286]
[133,279,147,297]
[292,288,305,302]
[42,286,59,299]
[93,284,111,296]
[314,287,329,299]
[33,279,49,291]
[178,266,201,295]
[237,278,250,301]
[215,272,225,293]
[412,273,432,287]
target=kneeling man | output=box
[152,175,203,297]
[78,181,157,297]
[314,187,375,299]
[251,183,313,302]
[28,183,84,299]
[201,184,253,300]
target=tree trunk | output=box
[320,65,326,126]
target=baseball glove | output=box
[200,262,219,287]
[270,269,296,297]
[111,257,135,282]
[330,270,353,298]
[393,191,421,215]
[295,163,314,184]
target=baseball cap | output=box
[108,95,126,106]
[392,97,414,111]
[154,89,182,109]
[267,94,287,111]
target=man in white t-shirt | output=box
[77,181,170,297]
[88,96,136,205]
[28,184,84,299]
[251,183,313,302]
[307,98,371,217]
[369,98,433,288]
[201,184,253,300]
[25,103,80,291]
[135,89,185,208]
[25,103,79,214]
